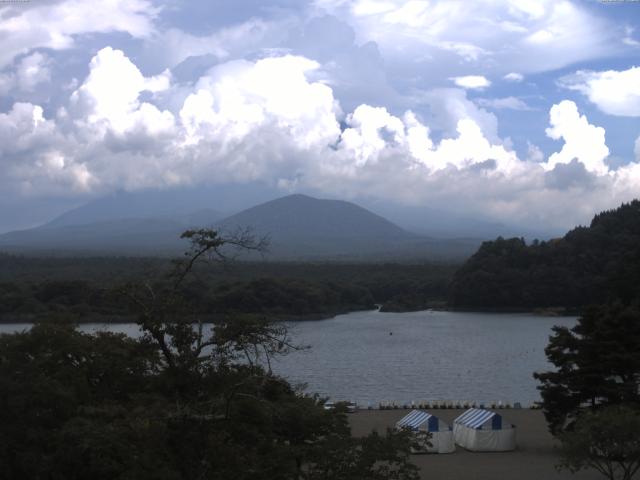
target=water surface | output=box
[0,310,575,406]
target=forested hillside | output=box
[0,255,456,321]
[449,200,640,310]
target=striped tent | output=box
[395,410,455,454]
[453,408,516,452]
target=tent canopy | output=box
[396,410,447,432]
[454,408,507,430]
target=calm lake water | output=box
[0,310,575,406]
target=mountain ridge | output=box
[0,194,479,260]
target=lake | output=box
[0,309,575,406]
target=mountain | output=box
[215,194,423,259]
[449,200,640,310]
[0,211,222,255]
[40,185,277,228]
[0,193,480,260]
[219,194,409,239]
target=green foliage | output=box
[534,303,640,435]
[0,229,420,480]
[0,255,456,321]
[450,200,640,309]
[557,405,640,480]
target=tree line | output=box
[449,200,640,310]
[0,229,420,480]
[0,256,455,322]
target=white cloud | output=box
[526,141,544,163]
[623,26,640,47]
[3,46,640,233]
[558,67,640,117]
[0,0,158,68]
[314,0,619,74]
[145,19,288,69]
[504,72,524,82]
[476,97,532,111]
[451,75,491,90]
[0,102,92,194]
[15,52,52,91]
[183,55,341,150]
[70,47,174,137]
[544,100,610,175]
[419,88,500,143]
[0,51,52,94]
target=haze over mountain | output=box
[0,193,480,260]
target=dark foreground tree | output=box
[557,405,640,480]
[0,229,419,480]
[534,302,640,434]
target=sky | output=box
[0,0,640,233]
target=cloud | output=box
[144,19,287,69]
[69,47,174,137]
[476,97,532,111]
[558,67,640,117]
[0,0,158,68]
[544,100,610,175]
[451,75,491,90]
[526,141,544,163]
[623,26,640,47]
[0,51,52,95]
[418,88,501,143]
[0,102,91,195]
[314,0,620,74]
[15,52,52,91]
[2,45,640,234]
[504,72,524,82]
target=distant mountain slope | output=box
[0,193,481,260]
[41,184,283,229]
[449,200,640,309]
[0,209,223,255]
[218,194,411,240]
[215,194,482,260]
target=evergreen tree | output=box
[534,303,640,434]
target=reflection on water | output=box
[0,310,575,406]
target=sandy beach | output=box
[349,409,602,480]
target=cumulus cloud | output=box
[451,75,491,90]
[558,67,640,117]
[526,142,544,163]
[0,0,158,68]
[504,72,524,82]
[69,47,174,137]
[417,88,501,143]
[0,52,52,95]
[2,45,640,233]
[0,102,91,194]
[145,19,288,69]
[544,100,610,175]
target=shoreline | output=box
[349,409,600,480]
[0,305,579,325]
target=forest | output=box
[449,201,640,310]
[0,254,456,322]
[3,200,640,323]
[0,230,420,480]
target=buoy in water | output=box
[389,332,393,335]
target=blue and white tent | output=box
[395,410,455,453]
[453,408,516,452]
